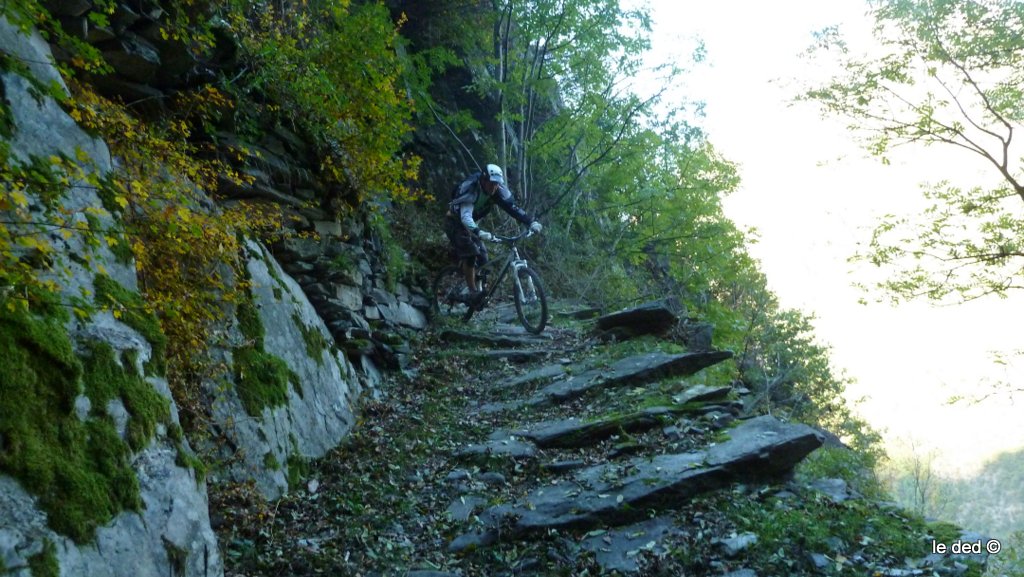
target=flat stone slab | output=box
[454,438,537,461]
[493,364,567,390]
[449,416,822,551]
[440,329,545,348]
[467,349,555,363]
[530,350,733,405]
[580,517,684,574]
[517,406,693,449]
[673,384,732,405]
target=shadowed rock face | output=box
[450,416,823,552]
[595,300,681,338]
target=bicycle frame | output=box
[433,227,547,333]
[476,232,533,306]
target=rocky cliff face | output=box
[1,17,222,577]
[0,15,430,576]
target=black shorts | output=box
[444,216,488,267]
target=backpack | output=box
[449,172,481,210]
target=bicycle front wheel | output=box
[431,265,472,321]
[512,266,548,334]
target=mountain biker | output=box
[445,163,543,305]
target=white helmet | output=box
[485,164,505,185]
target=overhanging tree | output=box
[802,0,1024,303]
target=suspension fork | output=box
[510,247,536,299]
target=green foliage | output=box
[93,275,168,376]
[797,447,885,499]
[292,313,329,367]
[985,531,1024,577]
[232,347,294,415]
[223,0,421,208]
[81,341,171,452]
[286,453,309,489]
[0,149,111,317]
[236,291,265,348]
[802,0,1024,304]
[726,492,983,577]
[263,452,280,471]
[232,282,296,415]
[27,539,59,577]
[175,444,208,484]
[369,211,408,290]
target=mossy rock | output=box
[0,301,158,543]
[93,274,167,376]
[292,313,329,366]
[232,346,295,415]
[27,539,59,577]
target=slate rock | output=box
[543,460,587,474]
[678,320,715,351]
[445,469,472,483]
[595,299,680,336]
[478,472,507,486]
[556,306,602,320]
[673,384,732,405]
[519,406,684,449]
[450,416,822,551]
[440,329,546,348]
[470,348,553,363]
[810,552,831,569]
[102,33,161,83]
[580,517,683,574]
[705,416,824,476]
[446,496,488,522]
[493,364,566,390]
[454,439,537,461]
[532,350,733,405]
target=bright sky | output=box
[632,0,1024,476]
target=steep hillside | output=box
[214,303,988,576]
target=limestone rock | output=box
[206,241,363,499]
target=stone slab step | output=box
[529,350,733,405]
[449,416,822,552]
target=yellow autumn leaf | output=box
[10,190,29,208]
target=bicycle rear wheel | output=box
[512,266,547,334]
[431,265,473,321]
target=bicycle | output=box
[431,229,549,334]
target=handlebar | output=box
[490,229,535,244]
